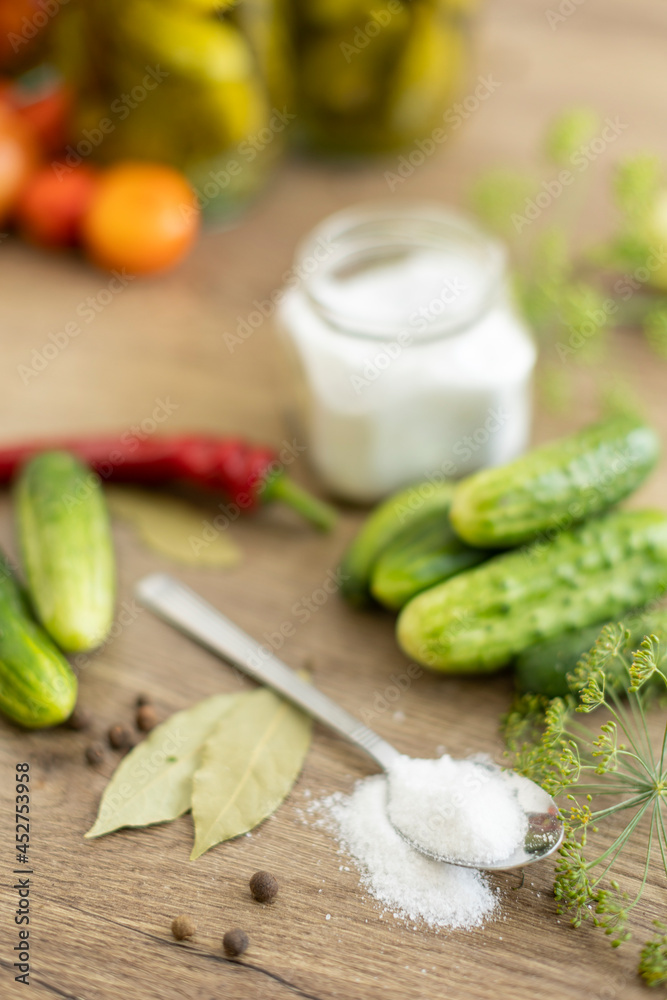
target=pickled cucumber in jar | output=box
[291,0,472,154]
[50,0,291,221]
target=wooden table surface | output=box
[2,1,667,998]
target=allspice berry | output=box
[65,706,92,731]
[136,693,152,708]
[107,722,132,750]
[171,914,196,941]
[136,704,157,732]
[223,929,249,957]
[249,870,279,903]
[85,743,105,766]
[108,723,133,750]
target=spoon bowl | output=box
[387,762,563,870]
[136,573,565,871]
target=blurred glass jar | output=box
[290,0,473,154]
[276,203,536,503]
[52,0,291,222]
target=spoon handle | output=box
[135,573,402,772]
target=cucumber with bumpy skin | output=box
[514,622,606,697]
[340,480,454,607]
[370,511,491,611]
[514,608,667,697]
[0,553,77,728]
[16,451,115,652]
[397,509,667,674]
[450,415,660,549]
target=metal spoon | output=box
[135,573,563,871]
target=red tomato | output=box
[15,163,99,247]
[0,103,38,222]
[0,78,12,106]
[9,83,72,154]
[81,162,200,275]
[0,0,43,71]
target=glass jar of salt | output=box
[276,202,536,503]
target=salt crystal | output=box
[320,776,498,931]
[386,754,528,865]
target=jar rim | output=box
[294,200,507,342]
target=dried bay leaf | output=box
[107,487,242,568]
[85,692,242,839]
[190,688,312,859]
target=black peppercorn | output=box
[249,870,279,903]
[223,929,249,957]
[136,693,152,708]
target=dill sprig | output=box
[502,623,667,985]
[469,110,667,379]
[639,922,667,987]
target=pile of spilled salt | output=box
[310,755,530,931]
[386,754,528,865]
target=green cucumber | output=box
[340,480,454,607]
[0,553,77,728]
[397,509,667,674]
[16,451,116,652]
[514,608,667,697]
[370,512,491,611]
[450,415,660,548]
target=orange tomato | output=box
[15,163,99,247]
[0,103,38,222]
[81,162,200,275]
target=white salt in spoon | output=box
[136,574,564,872]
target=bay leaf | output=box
[190,688,312,859]
[85,692,242,839]
[107,487,242,568]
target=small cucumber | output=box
[370,512,490,611]
[514,609,667,697]
[16,451,116,652]
[513,622,613,697]
[340,480,454,607]
[450,415,660,548]
[397,509,667,674]
[0,553,77,728]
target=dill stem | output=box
[622,686,655,770]
[658,721,667,777]
[655,802,667,876]
[605,702,655,781]
[588,797,653,880]
[571,784,652,796]
[620,806,658,916]
[591,791,654,825]
[636,691,657,771]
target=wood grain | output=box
[1,0,667,997]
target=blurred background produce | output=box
[290,0,471,153]
[51,0,291,221]
[0,0,476,267]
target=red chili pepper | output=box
[0,435,337,530]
